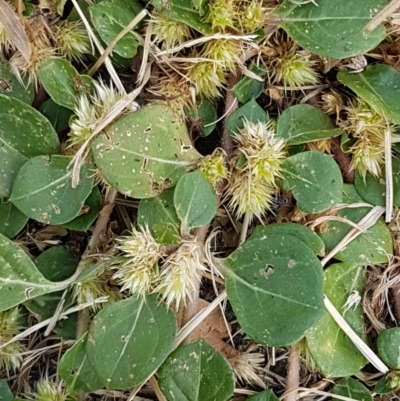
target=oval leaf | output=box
[174,171,218,229]
[92,105,201,199]
[0,94,60,197]
[280,151,343,213]
[86,294,177,389]
[332,377,372,401]
[0,63,34,104]
[277,104,343,145]
[305,263,367,377]
[158,339,235,401]
[0,202,28,238]
[377,328,400,370]
[274,0,387,59]
[10,155,94,225]
[224,231,324,346]
[338,64,400,124]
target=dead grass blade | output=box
[385,127,393,222]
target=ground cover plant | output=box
[1,0,400,400]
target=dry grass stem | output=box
[385,127,393,222]
[363,0,400,32]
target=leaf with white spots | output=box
[10,155,93,225]
[0,233,67,311]
[86,294,177,390]
[305,263,367,377]
[279,151,343,214]
[223,230,324,346]
[0,94,60,197]
[91,104,201,199]
[332,377,373,401]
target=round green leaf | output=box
[251,223,325,256]
[39,58,93,110]
[188,99,218,137]
[280,151,343,214]
[248,390,279,401]
[224,231,324,346]
[60,333,105,393]
[276,104,343,146]
[89,0,143,58]
[0,233,67,312]
[10,155,94,225]
[39,99,74,134]
[305,263,367,377]
[174,171,218,229]
[0,202,28,239]
[319,185,392,264]
[274,0,387,59]
[377,328,400,370]
[375,375,399,395]
[338,64,400,124]
[0,63,34,104]
[86,294,177,389]
[138,188,181,244]
[92,105,201,199]
[158,339,235,401]
[232,63,266,104]
[332,377,372,401]
[0,94,60,197]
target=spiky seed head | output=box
[321,89,344,116]
[231,346,266,388]
[198,151,228,188]
[150,13,191,49]
[154,239,205,309]
[187,61,226,98]
[307,138,333,154]
[240,0,264,33]
[53,20,91,62]
[205,0,236,31]
[113,225,166,298]
[34,380,68,401]
[201,39,244,72]
[67,79,125,149]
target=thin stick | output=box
[89,9,148,77]
[149,376,167,401]
[239,212,250,246]
[385,128,393,222]
[283,343,300,401]
[363,0,400,32]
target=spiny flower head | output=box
[150,13,191,49]
[233,120,287,185]
[321,89,345,116]
[34,379,68,401]
[239,0,264,33]
[201,39,244,72]
[307,138,333,154]
[53,20,91,62]
[231,346,266,388]
[187,61,226,98]
[204,0,236,31]
[113,225,166,298]
[0,307,24,373]
[154,239,205,309]
[68,79,125,149]
[198,150,228,189]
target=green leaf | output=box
[232,63,266,104]
[251,223,325,256]
[319,184,392,264]
[174,171,218,229]
[0,202,28,239]
[276,104,343,145]
[86,294,177,389]
[158,339,235,401]
[0,233,67,311]
[375,375,399,394]
[227,98,269,135]
[39,59,93,110]
[151,0,212,35]
[61,186,102,232]
[377,328,400,370]
[39,99,74,134]
[92,105,201,199]
[332,377,372,401]
[274,0,387,59]
[224,231,324,346]
[0,380,13,401]
[305,263,367,377]
[10,155,94,225]
[338,64,400,124]
[138,188,181,245]
[0,95,60,197]
[354,158,400,207]
[0,63,34,104]
[280,151,343,213]
[248,390,280,401]
[60,333,105,393]
[188,99,218,137]
[90,0,143,58]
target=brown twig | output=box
[363,0,400,33]
[331,137,355,184]
[283,343,300,401]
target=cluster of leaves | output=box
[1,0,400,400]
